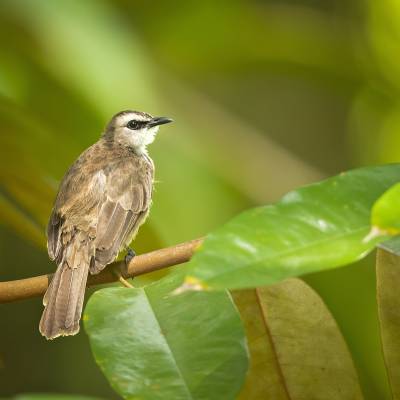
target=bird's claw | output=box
[125,248,136,266]
[112,248,136,288]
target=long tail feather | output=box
[40,232,92,340]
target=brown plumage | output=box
[39,110,172,339]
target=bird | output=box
[39,110,173,340]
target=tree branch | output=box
[0,238,203,304]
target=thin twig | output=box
[0,238,203,304]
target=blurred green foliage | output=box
[1,0,400,399]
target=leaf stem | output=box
[112,265,134,288]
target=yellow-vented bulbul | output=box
[39,110,173,339]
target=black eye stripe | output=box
[127,120,147,130]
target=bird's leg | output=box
[112,248,136,289]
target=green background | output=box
[0,0,399,399]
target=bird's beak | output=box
[147,116,174,128]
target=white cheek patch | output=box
[144,126,159,145]
[118,126,159,154]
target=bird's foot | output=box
[111,248,136,288]
[125,248,136,266]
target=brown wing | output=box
[91,158,153,274]
[47,167,105,262]
[43,151,106,339]
[42,141,153,338]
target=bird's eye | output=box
[127,120,141,130]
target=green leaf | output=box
[234,279,363,400]
[182,164,400,290]
[84,272,248,400]
[376,247,400,400]
[371,182,400,235]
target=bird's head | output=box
[104,110,173,154]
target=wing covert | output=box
[92,159,153,273]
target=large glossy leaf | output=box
[84,271,248,400]
[234,279,363,399]
[376,247,400,400]
[181,165,400,290]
